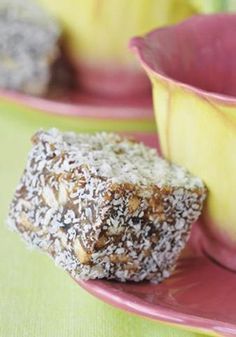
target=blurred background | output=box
[0,1,235,337]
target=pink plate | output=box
[0,87,153,120]
[78,134,236,337]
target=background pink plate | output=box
[78,134,236,337]
[0,87,153,120]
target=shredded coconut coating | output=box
[0,0,60,95]
[8,129,206,283]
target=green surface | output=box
[0,106,209,337]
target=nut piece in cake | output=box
[8,129,206,283]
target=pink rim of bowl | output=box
[73,60,151,98]
[130,13,236,104]
[129,13,236,271]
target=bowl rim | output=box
[0,88,154,120]
[130,13,236,106]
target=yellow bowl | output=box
[131,14,236,270]
[38,0,200,96]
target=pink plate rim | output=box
[78,269,235,337]
[0,88,154,120]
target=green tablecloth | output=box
[0,110,208,337]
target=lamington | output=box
[0,0,60,95]
[8,129,206,282]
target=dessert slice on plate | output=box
[8,129,206,282]
[0,0,60,95]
